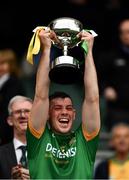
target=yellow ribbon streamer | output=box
[26,26,46,64]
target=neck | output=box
[14,132,26,144]
[115,152,129,161]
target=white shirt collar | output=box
[13,138,26,150]
[0,73,10,89]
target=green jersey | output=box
[27,125,99,179]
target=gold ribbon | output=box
[26,26,46,64]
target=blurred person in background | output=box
[20,54,37,99]
[0,95,32,179]
[96,18,129,131]
[0,48,26,145]
[94,122,129,179]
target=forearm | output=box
[82,50,100,136]
[84,51,99,102]
[30,48,50,132]
[30,29,54,134]
[35,49,50,100]
[78,31,100,137]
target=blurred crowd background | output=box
[1,0,129,178]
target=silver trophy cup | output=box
[48,17,83,84]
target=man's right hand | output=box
[38,29,58,50]
[11,165,30,180]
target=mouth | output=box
[58,118,69,124]
[19,120,28,124]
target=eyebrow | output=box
[52,104,73,108]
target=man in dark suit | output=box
[0,48,26,145]
[0,95,32,179]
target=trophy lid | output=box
[48,17,83,33]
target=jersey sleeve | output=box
[76,125,99,170]
[28,117,45,139]
[26,124,50,158]
[82,123,100,141]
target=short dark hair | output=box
[49,91,72,102]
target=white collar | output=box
[13,138,26,150]
[0,73,10,89]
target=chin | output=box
[60,130,70,134]
[52,122,73,134]
[20,125,27,131]
[58,126,72,134]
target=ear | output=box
[7,116,13,126]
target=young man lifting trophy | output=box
[26,17,100,179]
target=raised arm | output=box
[30,29,56,134]
[78,31,100,140]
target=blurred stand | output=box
[20,54,36,99]
[96,18,129,131]
[0,48,26,145]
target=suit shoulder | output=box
[0,142,13,151]
[96,159,109,168]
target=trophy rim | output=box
[48,17,83,49]
[48,17,83,30]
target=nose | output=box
[19,110,26,117]
[61,108,68,115]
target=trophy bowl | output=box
[48,17,83,84]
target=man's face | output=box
[8,100,32,134]
[111,126,129,153]
[119,20,129,47]
[49,97,76,134]
[0,58,10,77]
